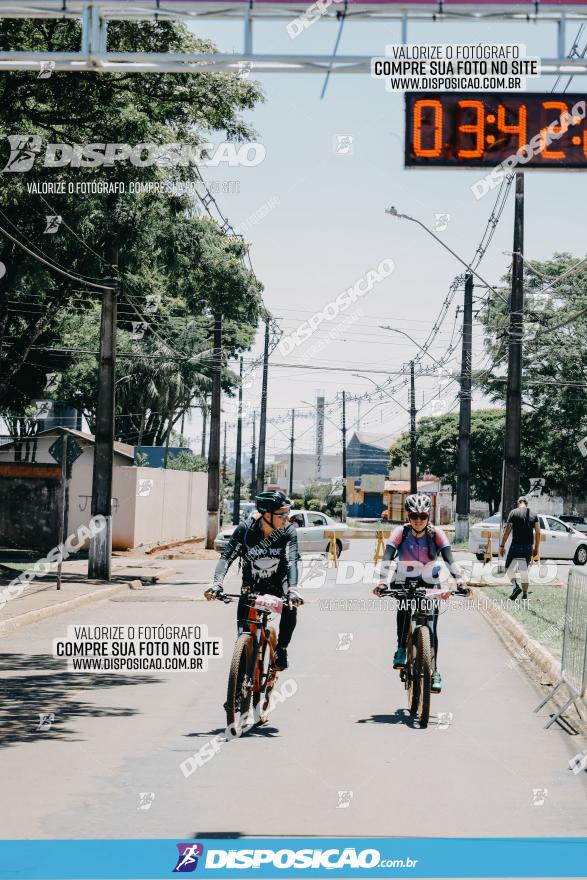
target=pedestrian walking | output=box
[499,497,541,601]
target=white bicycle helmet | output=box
[405,493,432,515]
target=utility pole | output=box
[410,360,417,494]
[200,401,207,459]
[501,172,525,523]
[206,314,222,548]
[315,394,325,480]
[256,318,270,494]
[341,390,347,521]
[455,273,473,542]
[250,411,257,500]
[88,248,118,581]
[289,408,295,495]
[222,421,227,485]
[232,357,243,525]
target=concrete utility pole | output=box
[206,314,222,548]
[88,247,118,581]
[289,408,295,495]
[501,172,525,523]
[200,401,207,459]
[455,273,473,542]
[250,411,257,500]
[316,394,325,479]
[256,318,270,495]
[232,357,243,525]
[410,360,417,494]
[341,390,347,521]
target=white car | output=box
[469,513,587,565]
[214,509,350,556]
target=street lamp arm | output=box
[379,327,445,370]
[385,206,509,306]
[352,372,409,413]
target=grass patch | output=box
[482,581,567,661]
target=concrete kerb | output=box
[0,566,177,636]
[471,585,562,684]
[0,581,127,636]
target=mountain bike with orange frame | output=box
[218,590,299,736]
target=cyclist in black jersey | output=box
[205,490,301,670]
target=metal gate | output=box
[534,566,587,728]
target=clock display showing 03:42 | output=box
[404,92,587,169]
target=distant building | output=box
[346,431,396,478]
[271,452,341,494]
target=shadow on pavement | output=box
[0,652,162,749]
[356,709,418,728]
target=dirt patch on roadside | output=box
[146,538,220,560]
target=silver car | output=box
[469,513,587,565]
[214,509,350,556]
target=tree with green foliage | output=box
[478,251,587,507]
[390,409,512,515]
[166,450,208,472]
[0,18,265,452]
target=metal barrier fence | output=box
[534,566,587,729]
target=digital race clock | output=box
[404,92,587,169]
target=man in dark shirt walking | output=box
[499,497,541,602]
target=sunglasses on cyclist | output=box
[408,513,429,520]
[272,511,290,519]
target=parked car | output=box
[213,509,350,556]
[468,513,587,565]
[559,514,587,534]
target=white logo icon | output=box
[337,632,354,651]
[569,750,587,774]
[333,135,354,156]
[532,788,548,806]
[137,479,154,498]
[132,321,148,340]
[37,712,55,731]
[44,215,62,234]
[433,213,450,232]
[437,711,453,730]
[38,61,55,79]
[337,790,354,809]
[138,792,155,810]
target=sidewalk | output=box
[0,557,176,636]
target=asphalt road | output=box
[0,543,585,839]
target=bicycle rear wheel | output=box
[414,626,432,729]
[225,633,254,736]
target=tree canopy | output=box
[0,18,265,451]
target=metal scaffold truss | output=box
[2,1,587,74]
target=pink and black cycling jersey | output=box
[386,525,450,579]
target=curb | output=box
[0,582,128,637]
[471,586,561,683]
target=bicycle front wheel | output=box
[225,633,254,736]
[414,626,432,729]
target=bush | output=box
[166,451,208,472]
[307,498,322,511]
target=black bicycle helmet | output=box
[255,489,291,513]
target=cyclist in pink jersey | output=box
[374,493,469,693]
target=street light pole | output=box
[341,390,347,522]
[232,357,243,525]
[455,273,473,542]
[256,318,270,495]
[289,408,295,496]
[501,172,525,522]
[205,313,222,549]
[410,360,417,494]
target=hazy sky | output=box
[181,12,585,464]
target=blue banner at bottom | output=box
[0,837,585,879]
